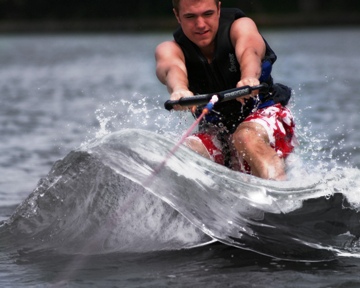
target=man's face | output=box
[174,0,221,49]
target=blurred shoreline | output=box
[1,13,360,34]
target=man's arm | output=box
[155,41,193,110]
[230,17,266,95]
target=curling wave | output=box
[1,129,360,261]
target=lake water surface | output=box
[1,27,360,287]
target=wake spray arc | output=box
[51,85,266,285]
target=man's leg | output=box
[184,136,212,160]
[232,121,287,180]
[184,133,225,165]
[232,103,296,180]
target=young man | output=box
[155,0,296,180]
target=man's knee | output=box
[184,136,211,159]
[233,122,269,151]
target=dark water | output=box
[1,28,360,287]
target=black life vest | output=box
[173,8,290,133]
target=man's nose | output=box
[195,16,206,28]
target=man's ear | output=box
[173,8,181,24]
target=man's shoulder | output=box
[155,40,184,60]
[156,40,179,51]
[219,8,253,31]
[231,17,258,32]
[220,7,246,18]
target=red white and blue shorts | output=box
[187,104,296,174]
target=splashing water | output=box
[2,90,360,286]
[94,105,117,138]
[87,92,194,145]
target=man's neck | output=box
[200,43,215,63]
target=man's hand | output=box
[170,89,194,111]
[236,77,260,104]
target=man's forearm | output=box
[164,66,189,94]
[239,48,263,81]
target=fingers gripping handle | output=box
[164,94,213,111]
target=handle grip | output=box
[164,83,268,111]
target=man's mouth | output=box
[195,30,209,36]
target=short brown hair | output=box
[172,0,220,12]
